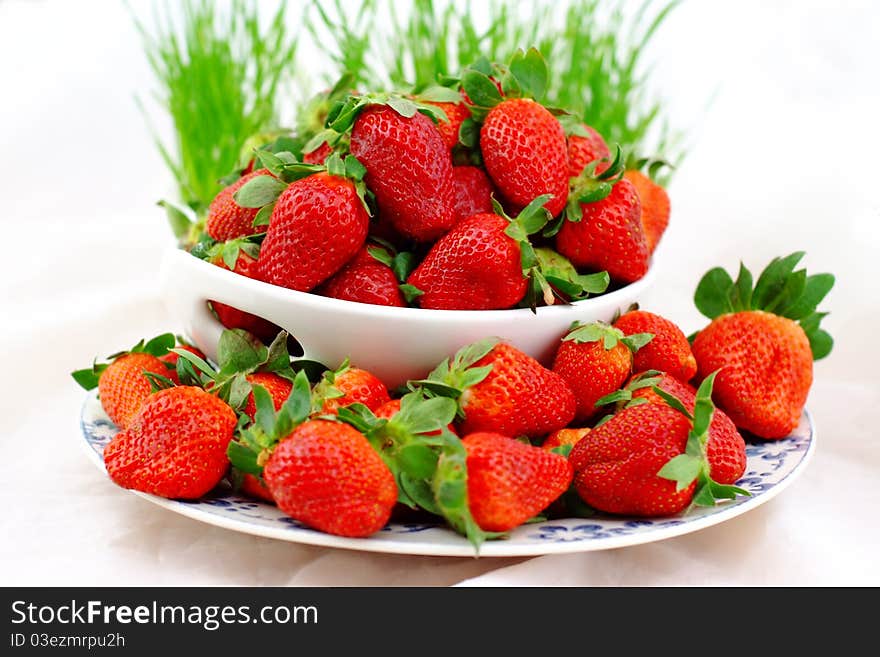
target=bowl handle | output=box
[159,248,312,364]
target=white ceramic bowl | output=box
[160,247,657,385]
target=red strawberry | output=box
[258,172,369,291]
[551,321,651,423]
[542,427,591,452]
[406,197,551,310]
[103,386,237,499]
[570,374,748,515]
[451,165,494,221]
[423,340,576,439]
[570,402,694,515]
[209,249,282,345]
[263,420,397,537]
[206,171,269,241]
[317,363,390,414]
[630,372,746,485]
[350,104,456,241]
[302,141,332,165]
[463,432,573,532]
[556,176,649,283]
[96,353,168,429]
[242,372,293,420]
[691,253,834,438]
[624,169,670,254]
[317,246,405,307]
[241,474,275,503]
[567,124,610,178]
[480,98,568,216]
[614,309,697,382]
[428,101,471,151]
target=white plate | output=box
[80,390,814,557]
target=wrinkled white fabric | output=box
[1,1,878,586]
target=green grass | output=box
[307,0,684,174]
[134,0,298,214]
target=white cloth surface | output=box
[1,0,878,586]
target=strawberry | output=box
[316,245,405,307]
[480,98,568,216]
[406,196,553,310]
[462,432,573,532]
[349,104,456,241]
[241,474,275,503]
[613,309,697,382]
[542,427,591,451]
[315,361,390,414]
[103,386,237,499]
[691,253,834,438]
[418,339,576,439]
[428,100,471,151]
[551,321,652,423]
[206,170,269,241]
[452,165,494,221]
[556,152,650,283]
[242,372,293,421]
[208,247,282,345]
[624,169,670,254]
[628,372,746,485]
[570,374,748,516]
[72,334,178,429]
[567,123,610,179]
[302,141,332,165]
[263,419,397,537]
[255,170,370,292]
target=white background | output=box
[1,0,877,585]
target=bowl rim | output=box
[164,246,657,323]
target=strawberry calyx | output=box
[233,149,373,217]
[563,320,653,353]
[71,333,177,391]
[654,372,751,506]
[311,358,353,413]
[530,247,610,307]
[364,238,423,305]
[410,338,499,413]
[196,234,264,270]
[172,329,298,411]
[460,48,548,121]
[693,252,835,359]
[594,369,664,412]
[226,369,313,478]
[334,391,499,550]
[626,154,674,182]
[558,143,626,226]
[296,72,357,152]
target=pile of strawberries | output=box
[191,49,669,340]
[74,252,833,548]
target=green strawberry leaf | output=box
[651,385,693,420]
[71,366,102,390]
[461,68,503,108]
[620,332,654,353]
[399,283,424,304]
[432,441,494,551]
[233,174,288,209]
[217,329,267,375]
[595,389,633,406]
[398,472,441,514]
[391,252,417,282]
[387,96,418,118]
[808,328,834,360]
[751,251,805,310]
[227,441,262,477]
[458,117,479,148]
[694,267,735,319]
[728,262,754,312]
[398,444,440,480]
[781,273,835,320]
[657,454,702,491]
[418,85,462,103]
[508,47,549,100]
[142,333,176,357]
[692,372,718,438]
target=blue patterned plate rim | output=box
[79,390,815,557]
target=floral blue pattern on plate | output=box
[79,391,815,557]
